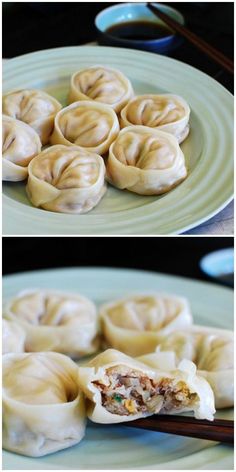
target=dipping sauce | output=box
[106,20,173,41]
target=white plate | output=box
[2,267,233,470]
[2,46,233,235]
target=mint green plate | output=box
[2,46,233,235]
[2,268,233,470]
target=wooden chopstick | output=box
[122,415,234,444]
[147,3,234,74]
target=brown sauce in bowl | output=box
[106,20,173,41]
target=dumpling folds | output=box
[26,145,106,214]
[3,352,86,456]
[148,326,234,409]
[3,289,99,358]
[107,126,187,195]
[99,293,192,356]
[2,89,62,145]
[78,349,215,424]
[50,101,119,155]
[2,319,26,354]
[68,66,134,113]
[120,94,190,143]
[2,115,41,181]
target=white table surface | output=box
[184,200,234,235]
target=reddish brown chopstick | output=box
[147,3,234,74]
[122,415,234,444]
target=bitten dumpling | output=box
[2,115,42,181]
[2,319,26,354]
[99,293,192,356]
[26,145,106,214]
[68,66,134,113]
[3,289,99,358]
[106,126,187,195]
[50,101,119,155]
[149,326,234,409]
[2,89,62,145]
[78,349,215,423]
[3,352,86,456]
[120,94,190,143]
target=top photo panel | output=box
[2,2,234,235]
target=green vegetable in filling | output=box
[114,394,123,403]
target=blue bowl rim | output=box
[95,2,185,45]
[200,248,234,278]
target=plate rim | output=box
[3,265,233,304]
[2,45,234,100]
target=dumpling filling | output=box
[93,365,198,416]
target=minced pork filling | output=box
[93,365,198,416]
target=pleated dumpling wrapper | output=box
[2,89,62,145]
[106,126,187,195]
[68,66,134,113]
[3,289,98,358]
[144,325,234,409]
[100,293,192,356]
[50,101,119,155]
[120,94,190,143]
[78,349,215,423]
[26,145,106,214]
[2,115,42,181]
[3,352,86,457]
[2,319,26,355]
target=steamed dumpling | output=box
[3,289,99,357]
[50,101,119,155]
[150,326,234,408]
[3,352,86,456]
[26,145,106,214]
[99,293,192,356]
[2,89,62,145]
[2,319,26,354]
[106,126,187,195]
[68,66,134,112]
[2,115,41,181]
[78,349,215,423]
[120,94,190,143]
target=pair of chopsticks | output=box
[123,415,234,444]
[147,3,234,75]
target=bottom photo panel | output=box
[2,237,234,470]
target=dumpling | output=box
[68,66,134,113]
[137,350,178,371]
[2,319,26,354]
[50,101,119,155]
[2,115,41,181]
[26,145,106,214]
[3,288,99,358]
[3,352,86,456]
[151,326,234,408]
[120,94,190,143]
[2,89,62,145]
[99,293,192,356]
[78,349,215,423]
[106,126,187,195]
